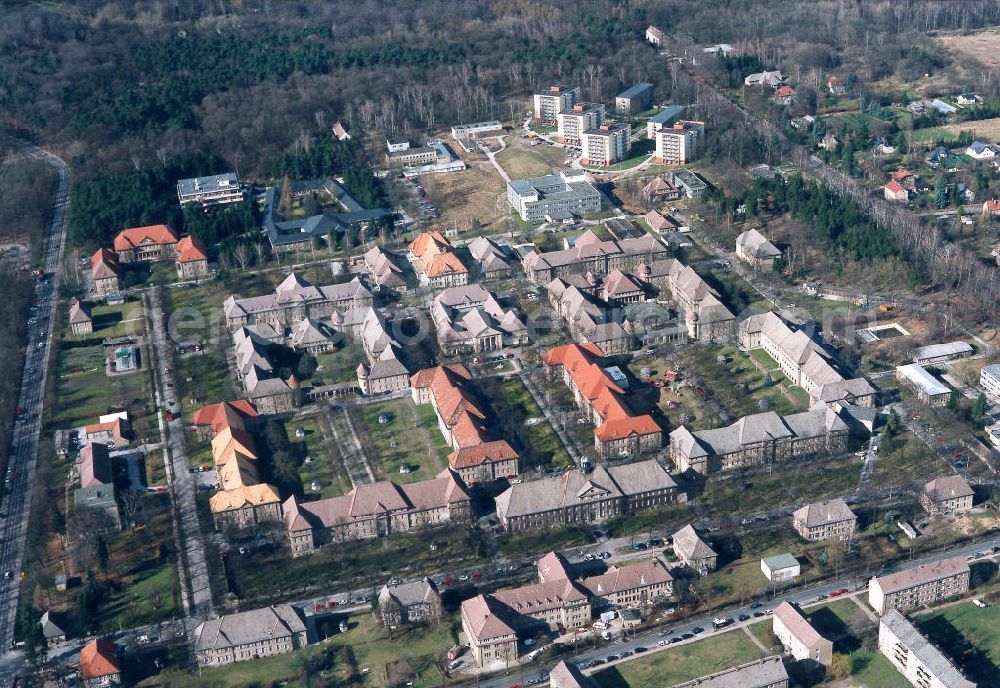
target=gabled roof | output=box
[114,224,179,251]
[77,442,113,488]
[922,474,973,502]
[673,524,715,560]
[425,251,469,277]
[90,248,119,279]
[885,180,906,194]
[69,298,92,324]
[408,230,452,259]
[177,235,209,262]
[80,639,120,678]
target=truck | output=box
[712,617,732,630]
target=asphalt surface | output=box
[0,144,69,664]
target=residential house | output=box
[282,470,472,556]
[671,656,788,688]
[113,224,179,264]
[91,248,121,296]
[430,285,526,354]
[738,312,875,406]
[534,85,581,124]
[966,140,997,160]
[735,229,782,269]
[377,578,442,627]
[642,177,681,203]
[80,639,122,688]
[408,231,469,288]
[744,70,784,88]
[468,236,514,280]
[771,86,797,104]
[410,364,519,483]
[522,228,668,283]
[508,171,602,223]
[175,235,209,278]
[616,83,654,114]
[495,461,679,532]
[644,209,679,232]
[193,604,308,667]
[332,121,351,141]
[581,124,631,166]
[878,609,975,688]
[460,595,519,667]
[868,557,970,615]
[84,413,129,448]
[761,554,801,582]
[543,343,664,458]
[557,102,605,144]
[818,132,839,151]
[982,199,1000,218]
[827,75,847,96]
[224,272,373,329]
[40,611,67,646]
[549,661,596,688]
[177,172,243,206]
[654,121,705,164]
[793,498,857,542]
[920,475,974,515]
[645,25,666,47]
[673,524,717,574]
[773,602,833,667]
[896,364,951,406]
[669,407,849,475]
[69,298,93,335]
[884,180,909,203]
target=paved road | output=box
[0,143,69,673]
[144,288,213,619]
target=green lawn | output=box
[916,600,1000,685]
[748,348,780,371]
[847,650,911,687]
[51,344,156,428]
[349,398,450,483]
[67,299,147,341]
[593,629,765,687]
[493,377,572,469]
[292,413,352,499]
[315,342,368,386]
[496,147,553,179]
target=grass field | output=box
[917,600,1000,684]
[592,629,765,687]
[67,299,147,341]
[496,147,553,178]
[315,343,368,386]
[349,397,450,483]
[914,117,1000,145]
[493,377,572,468]
[291,413,352,499]
[51,344,156,427]
[937,30,1000,70]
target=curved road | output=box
[0,143,70,669]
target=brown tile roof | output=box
[873,556,969,594]
[77,442,113,488]
[84,417,124,442]
[461,595,516,642]
[579,558,672,597]
[922,474,974,502]
[80,639,120,678]
[192,400,258,434]
[113,224,179,251]
[209,483,281,512]
[493,578,588,614]
[448,440,518,470]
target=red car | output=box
[471,571,481,580]
[442,578,455,586]
[314,604,324,612]
[327,600,339,608]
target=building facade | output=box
[920,475,974,515]
[581,124,631,166]
[792,498,857,541]
[177,172,243,206]
[654,121,704,164]
[878,609,975,688]
[508,171,602,223]
[533,85,580,124]
[772,602,833,667]
[557,103,605,144]
[91,248,121,296]
[176,235,209,278]
[868,557,970,616]
[615,83,654,114]
[113,224,179,263]
[194,604,308,667]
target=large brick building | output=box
[113,224,179,263]
[868,557,970,616]
[920,475,974,515]
[792,498,857,542]
[224,272,373,329]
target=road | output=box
[0,143,69,671]
[144,288,213,619]
[467,536,1000,688]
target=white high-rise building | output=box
[581,124,631,166]
[533,85,580,124]
[557,103,605,144]
[655,120,705,164]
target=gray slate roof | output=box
[194,604,306,652]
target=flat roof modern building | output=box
[507,171,601,222]
[177,172,243,206]
[616,83,654,114]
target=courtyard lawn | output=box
[350,397,449,484]
[917,600,1000,684]
[67,299,147,341]
[51,344,156,428]
[315,342,368,386]
[291,413,352,499]
[748,348,781,371]
[593,629,765,687]
[493,377,572,468]
[748,620,780,653]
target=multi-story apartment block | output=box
[495,461,678,532]
[194,604,308,667]
[672,656,789,688]
[739,312,875,406]
[878,609,975,688]
[224,273,373,329]
[581,124,631,166]
[920,475,974,515]
[868,557,970,616]
[508,171,602,223]
[792,498,857,542]
[462,552,673,667]
[533,85,580,124]
[772,602,833,667]
[91,248,121,296]
[523,228,667,283]
[616,83,654,114]
[410,364,520,484]
[282,470,472,556]
[113,224,179,263]
[654,120,704,164]
[177,172,243,206]
[543,343,664,458]
[557,103,605,144]
[669,407,849,475]
[646,105,687,139]
[979,363,1000,401]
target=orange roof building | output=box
[80,639,121,683]
[544,343,662,457]
[177,235,208,262]
[411,364,519,483]
[113,224,179,264]
[90,248,121,296]
[408,230,452,260]
[408,231,469,287]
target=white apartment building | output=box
[772,602,833,667]
[878,609,974,688]
[581,124,631,166]
[534,85,580,124]
[557,103,605,144]
[980,363,1000,401]
[655,120,705,164]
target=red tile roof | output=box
[408,230,451,259]
[90,248,119,279]
[176,235,208,262]
[885,180,906,194]
[80,639,120,678]
[113,224,179,252]
[773,86,796,97]
[192,400,257,434]
[449,440,518,469]
[426,251,468,277]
